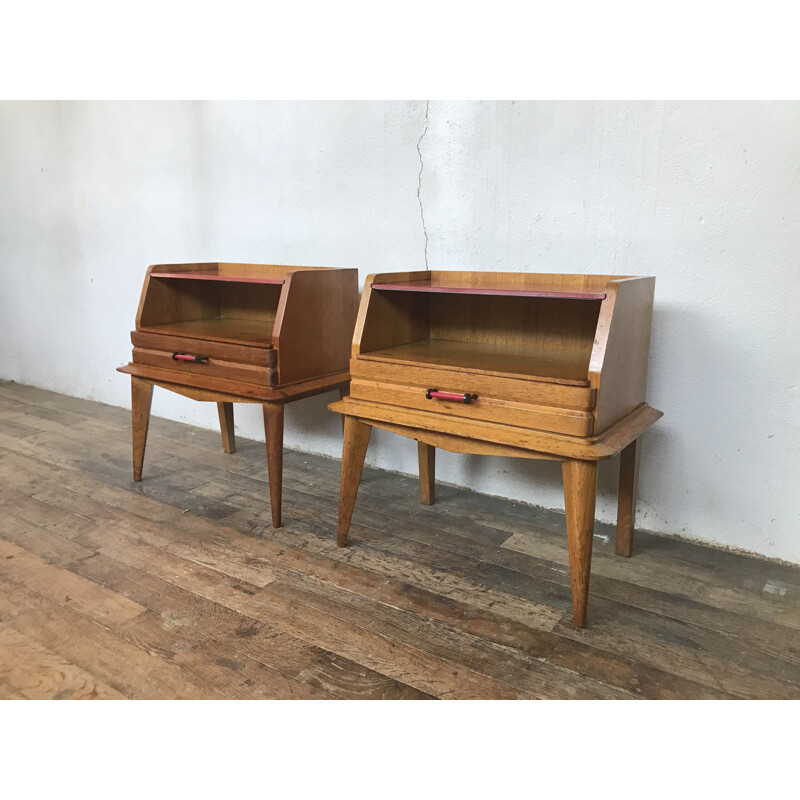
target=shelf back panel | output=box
[139,277,282,334]
[430,293,601,356]
[359,339,591,385]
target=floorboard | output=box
[0,379,798,699]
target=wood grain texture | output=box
[0,626,126,700]
[373,283,606,300]
[132,347,272,386]
[217,402,236,454]
[329,397,661,461]
[418,442,435,505]
[562,460,598,628]
[616,438,641,557]
[338,415,372,547]
[118,363,349,403]
[131,331,272,366]
[2,379,798,700]
[350,359,596,409]
[360,339,592,384]
[352,272,429,356]
[350,378,594,436]
[263,402,284,528]
[589,277,655,432]
[139,317,275,347]
[130,376,152,481]
[272,267,359,385]
[357,418,557,461]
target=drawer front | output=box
[132,331,273,367]
[351,359,595,411]
[132,347,274,386]
[350,378,594,436]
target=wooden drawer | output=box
[132,331,273,366]
[351,359,595,411]
[131,331,276,386]
[350,360,595,437]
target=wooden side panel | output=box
[272,268,360,385]
[137,273,220,328]
[356,274,432,356]
[589,278,656,433]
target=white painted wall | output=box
[1,100,798,563]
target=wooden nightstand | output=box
[329,270,662,627]
[118,262,359,527]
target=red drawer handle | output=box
[172,352,209,363]
[425,388,478,404]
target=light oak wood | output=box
[337,415,372,547]
[330,397,660,461]
[418,442,435,505]
[616,437,641,557]
[358,417,557,461]
[426,270,626,293]
[562,459,598,628]
[360,339,592,384]
[263,402,284,528]
[351,358,596,410]
[338,386,347,434]
[331,270,660,627]
[373,283,607,300]
[217,403,235,454]
[328,399,660,627]
[355,272,433,357]
[350,378,594,436]
[589,277,655,432]
[131,377,153,482]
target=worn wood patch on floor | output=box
[0,379,798,699]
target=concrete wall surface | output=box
[1,100,798,563]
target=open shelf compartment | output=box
[358,272,607,385]
[138,276,282,347]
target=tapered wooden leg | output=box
[337,415,372,547]
[262,402,284,528]
[616,438,641,557]
[338,386,347,434]
[562,459,598,628]
[131,377,153,482]
[217,402,236,454]
[418,441,435,505]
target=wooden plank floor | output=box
[1,380,799,700]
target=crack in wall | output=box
[416,101,430,270]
